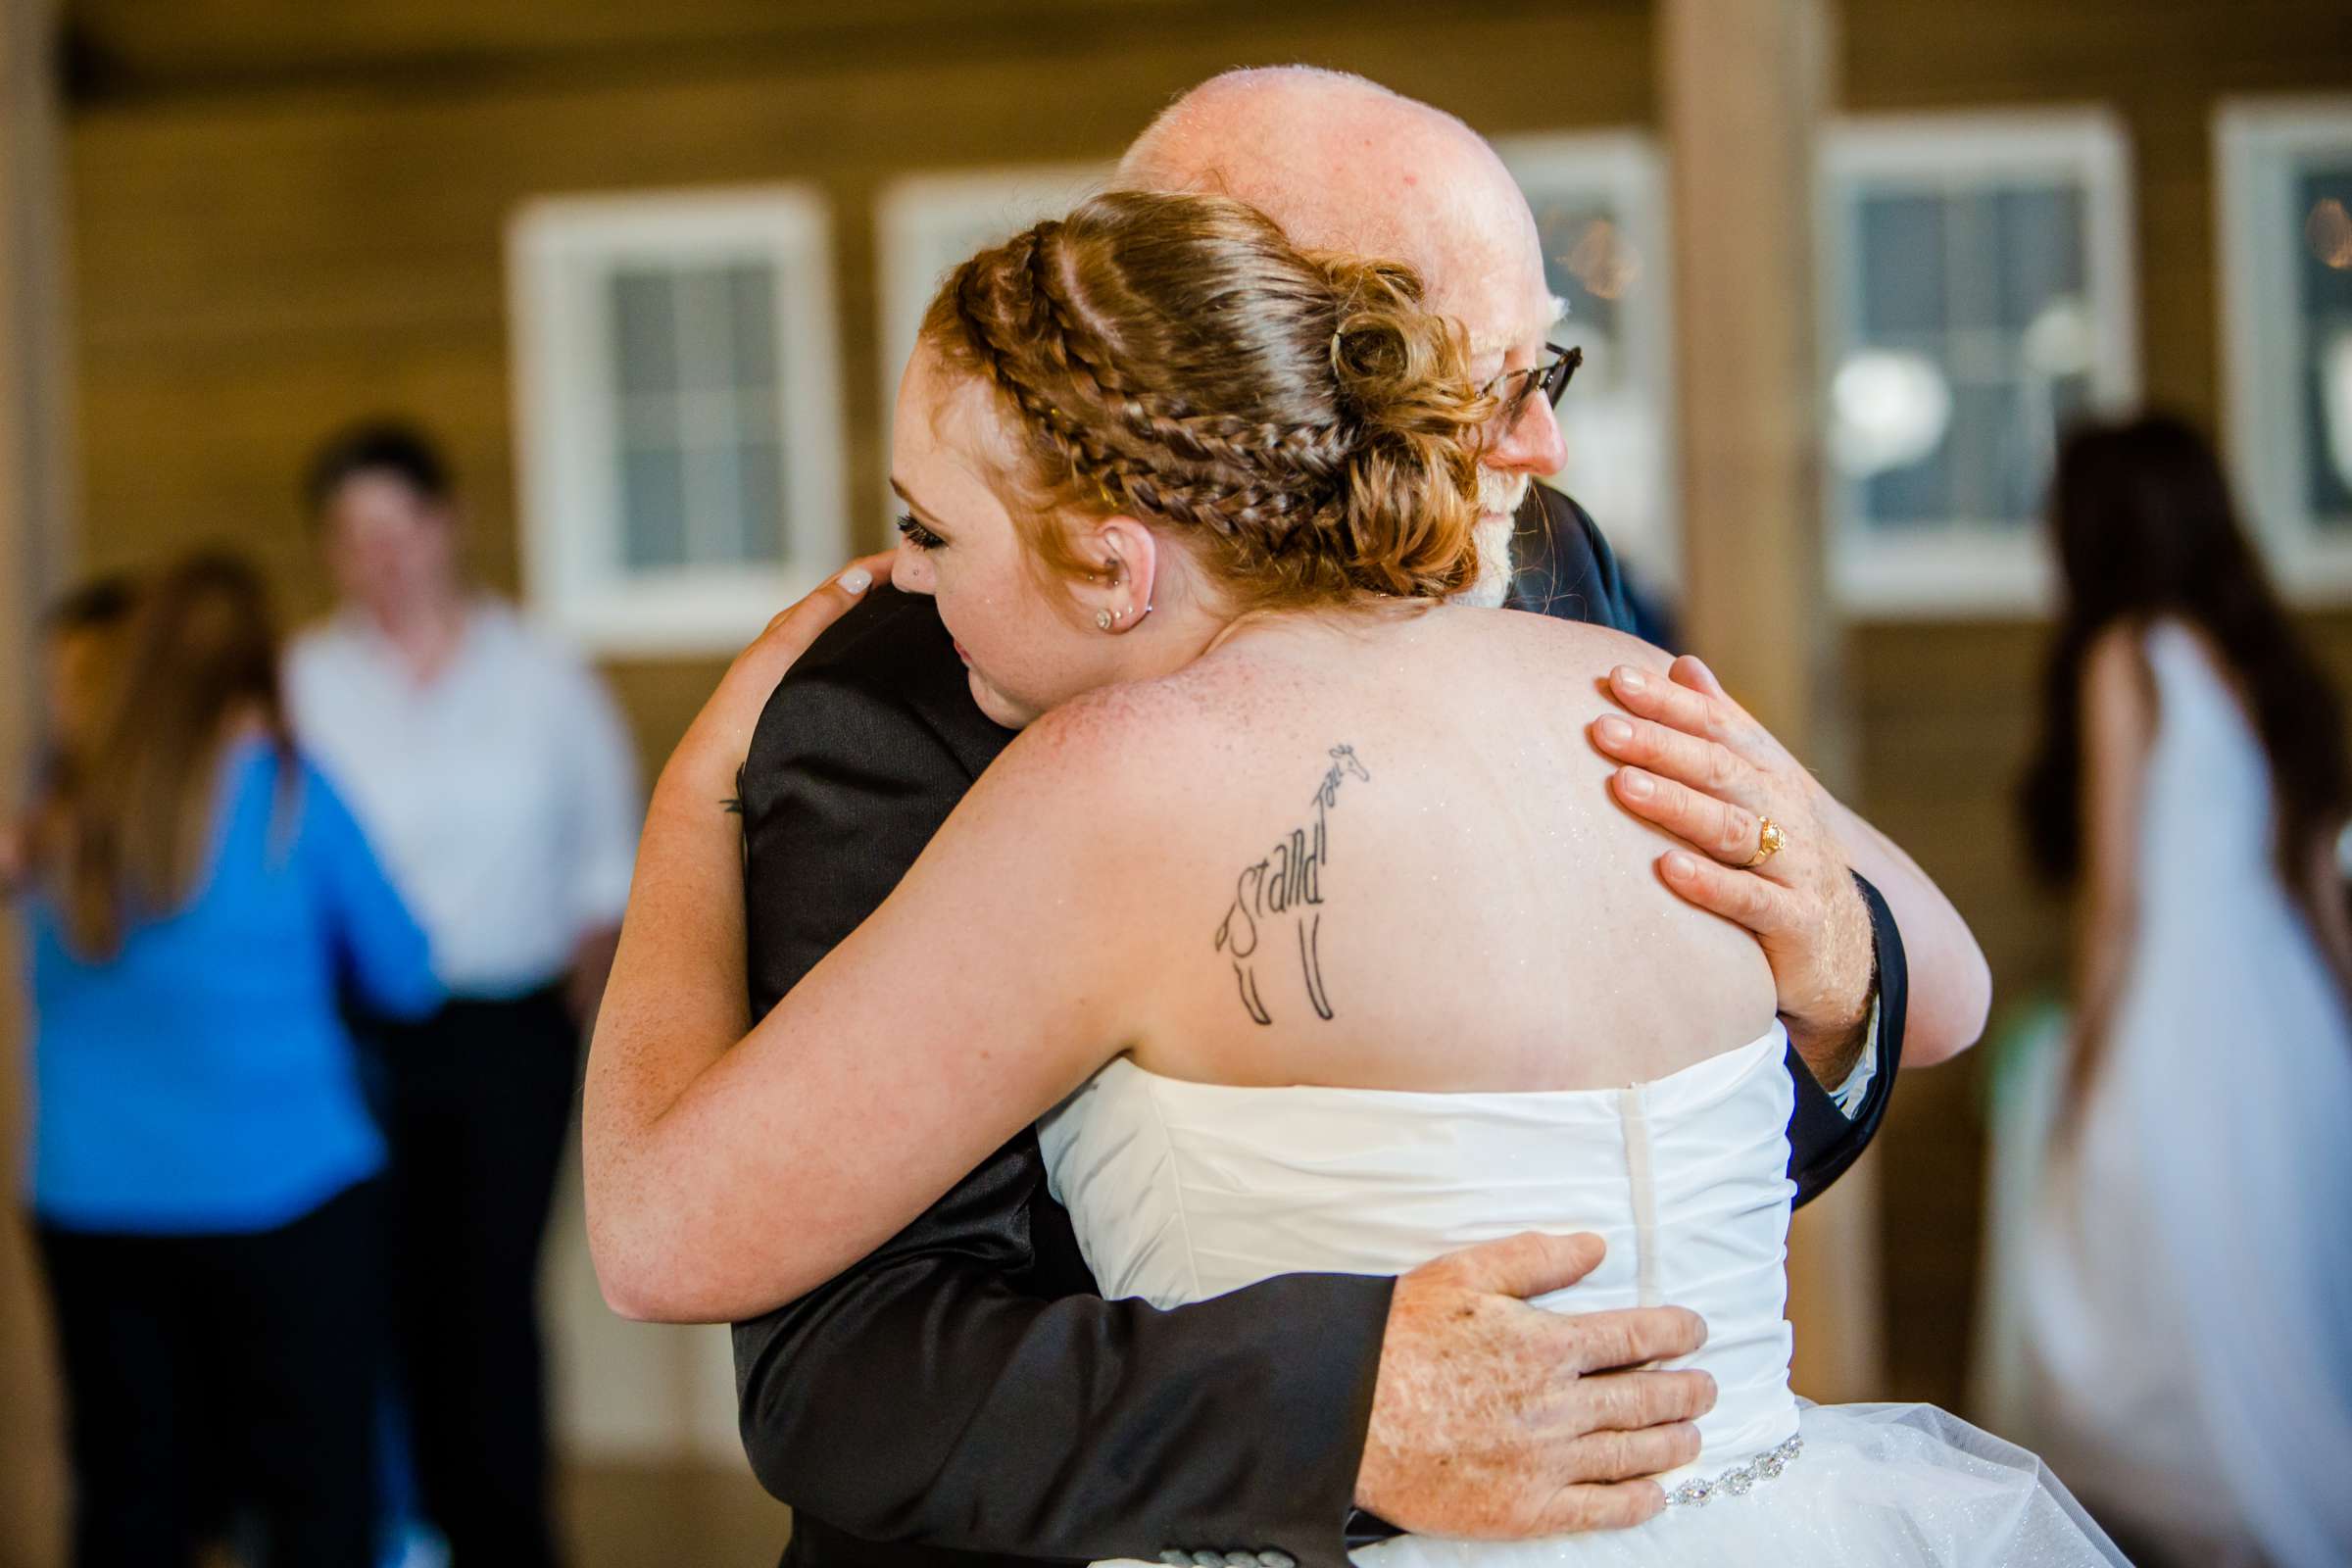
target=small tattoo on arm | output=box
[721,797,743,815]
[1213,745,1370,1027]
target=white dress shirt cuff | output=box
[1830,993,1883,1119]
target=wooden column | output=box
[1,0,71,1559]
[1658,0,1884,1402]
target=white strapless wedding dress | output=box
[1042,1026,2123,1566]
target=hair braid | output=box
[921,189,1493,609]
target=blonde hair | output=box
[919,189,1494,612]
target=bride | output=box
[584,189,2120,1565]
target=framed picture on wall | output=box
[1819,111,2139,616]
[1493,131,1680,595]
[507,186,848,656]
[872,162,1111,528]
[2217,98,2352,601]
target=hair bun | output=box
[1315,252,1494,599]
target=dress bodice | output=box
[1039,1027,1800,1485]
[2137,620,2278,901]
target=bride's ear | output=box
[1081,515,1159,634]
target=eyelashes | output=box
[895,511,946,552]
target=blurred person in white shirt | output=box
[286,420,640,1568]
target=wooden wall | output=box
[52,0,2352,1435]
[61,0,1654,770]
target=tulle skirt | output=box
[1098,1402,2124,1567]
[1349,1404,2124,1567]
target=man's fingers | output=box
[1608,664,1737,748]
[1561,1366,1718,1432]
[1433,1230,1607,1298]
[1660,850,1795,936]
[1611,768,1764,866]
[1532,1480,1666,1535]
[1557,1421,1704,1484]
[1669,653,1732,703]
[1592,714,1752,804]
[1557,1304,1707,1373]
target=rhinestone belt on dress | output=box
[1663,1434,1804,1507]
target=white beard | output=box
[1453,470,1532,609]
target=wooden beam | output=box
[1,0,71,1557]
[1660,0,1833,746]
[1658,0,1884,1403]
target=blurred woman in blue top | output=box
[20,552,440,1568]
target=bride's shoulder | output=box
[975,606,1676,813]
[975,674,1216,810]
[1416,603,1673,695]
[1480,602,1665,661]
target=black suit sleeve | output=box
[1783,875,1905,1206]
[731,591,1394,1568]
[1502,485,1639,631]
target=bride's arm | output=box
[2066,626,2154,1110]
[585,582,1148,1324]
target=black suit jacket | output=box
[732,484,1903,1568]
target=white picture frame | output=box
[1818,110,2139,617]
[507,185,848,656]
[1493,130,1681,591]
[2216,97,2352,602]
[872,163,1111,528]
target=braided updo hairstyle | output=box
[920,189,1495,611]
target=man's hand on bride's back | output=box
[1355,1231,1712,1537]
[1590,657,1877,1079]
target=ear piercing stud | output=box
[1096,601,1156,632]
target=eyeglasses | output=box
[1485,342,1584,423]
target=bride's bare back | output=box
[1065,602,1778,1094]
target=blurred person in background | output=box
[1995,414,2352,1567]
[0,574,136,894]
[286,421,640,1568]
[16,552,440,1567]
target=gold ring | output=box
[1742,818,1788,868]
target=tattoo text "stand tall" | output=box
[1213,745,1369,1026]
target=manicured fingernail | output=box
[1619,768,1654,801]
[1616,666,1647,694]
[838,566,873,594]
[1595,714,1634,748]
[1664,852,1696,879]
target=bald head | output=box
[1117,68,1572,605]
[1116,67,1553,356]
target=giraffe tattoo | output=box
[1213,745,1370,1026]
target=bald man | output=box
[730,69,1984,1568]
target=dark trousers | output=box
[37,1179,388,1568]
[369,988,578,1568]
